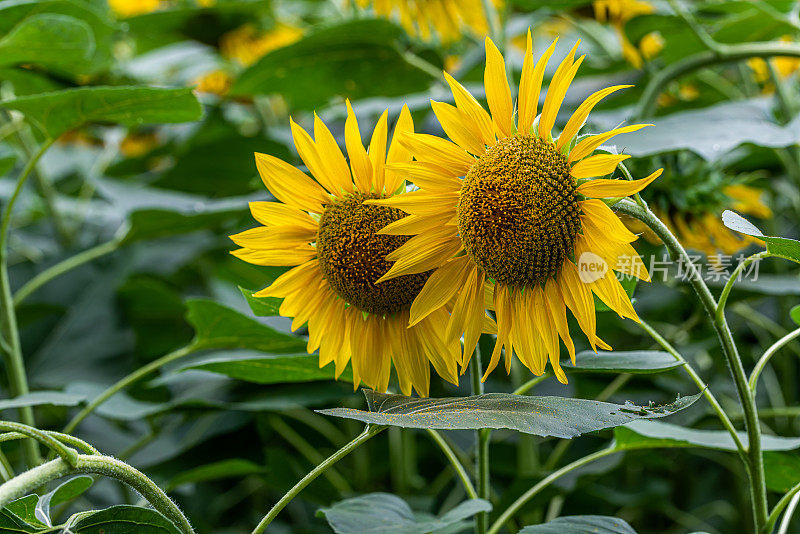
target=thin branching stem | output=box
[426,429,478,500]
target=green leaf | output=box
[36,476,93,525]
[317,493,491,534]
[0,391,85,411]
[185,299,306,353]
[519,515,637,533]
[764,452,800,492]
[231,19,438,109]
[615,420,800,452]
[791,305,800,326]
[166,459,265,490]
[318,389,700,438]
[564,350,684,374]
[3,495,44,530]
[69,505,182,534]
[721,210,800,263]
[0,86,202,139]
[0,13,93,70]
[239,286,280,317]
[180,353,352,384]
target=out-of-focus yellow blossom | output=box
[354,0,494,43]
[656,82,699,108]
[197,0,215,6]
[639,31,664,60]
[220,24,303,67]
[678,83,699,101]
[193,69,233,96]
[748,36,800,84]
[628,185,772,260]
[593,0,654,68]
[109,0,162,17]
[120,132,160,158]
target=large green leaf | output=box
[0,13,93,70]
[318,390,700,438]
[185,299,306,353]
[721,210,800,263]
[0,391,85,411]
[36,476,93,525]
[0,0,116,74]
[565,350,683,374]
[317,493,491,534]
[519,515,637,533]
[68,505,182,533]
[764,452,800,492]
[0,86,202,139]
[231,19,438,109]
[240,286,281,317]
[615,420,800,452]
[180,353,352,384]
[2,495,42,530]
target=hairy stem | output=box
[0,454,194,534]
[0,137,54,467]
[251,425,385,534]
[616,199,768,529]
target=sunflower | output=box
[230,105,466,396]
[371,32,661,383]
[108,0,163,17]
[354,0,491,43]
[593,0,657,68]
[220,23,304,67]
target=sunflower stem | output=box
[615,198,768,531]
[470,342,490,534]
[426,429,478,500]
[251,425,385,534]
[636,42,800,118]
[0,137,54,468]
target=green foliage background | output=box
[0,0,799,533]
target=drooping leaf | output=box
[179,353,352,384]
[564,350,683,374]
[35,476,93,526]
[239,286,281,317]
[0,13,94,70]
[0,86,202,139]
[2,495,44,530]
[0,391,85,411]
[615,420,800,452]
[721,210,800,263]
[318,390,700,438]
[185,299,306,353]
[518,515,637,533]
[68,505,182,533]
[231,19,438,109]
[317,493,491,534]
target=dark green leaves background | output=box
[0,0,799,533]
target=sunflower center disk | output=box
[457,134,581,288]
[317,193,429,316]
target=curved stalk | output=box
[251,425,385,534]
[0,454,194,534]
[636,42,800,118]
[62,344,196,434]
[486,446,618,534]
[0,137,55,466]
[717,251,771,321]
[471,345,490,534]
[426,429,478,499]
[749,328,800,396]
[0,421,77,467]
[512,375,548,396]
[615,198,768,529]
[767,482,800,534]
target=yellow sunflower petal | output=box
[379,212,452,236]
[443,71,495,146]
[313,112,354,194]
[289,117,342,196]
[519,34,557,135]
[385,162,462,191]
[409,255,472,326]
[558,260,599,351]
[229,225,315,249]
[254,260,319,298]
[483,284,513,380]
[345,100,373,192]
[570,153,630,179]
[569,124,650,163]
[400,132,475,174]
[577,168,662,196]
[431,100,487,156]
[367,189,459,215]
[484,36,513,138]
[380,228,462,281]
[539,41,582,140]
[544,278,575,363]
[248,201,318,231]
[385,104,415,193]
[369,109,389,193]
[579,199,637,243]
[558,85,633,149]
[254,152,327,213]
[417,308,460,386]
[231,245,317,267]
